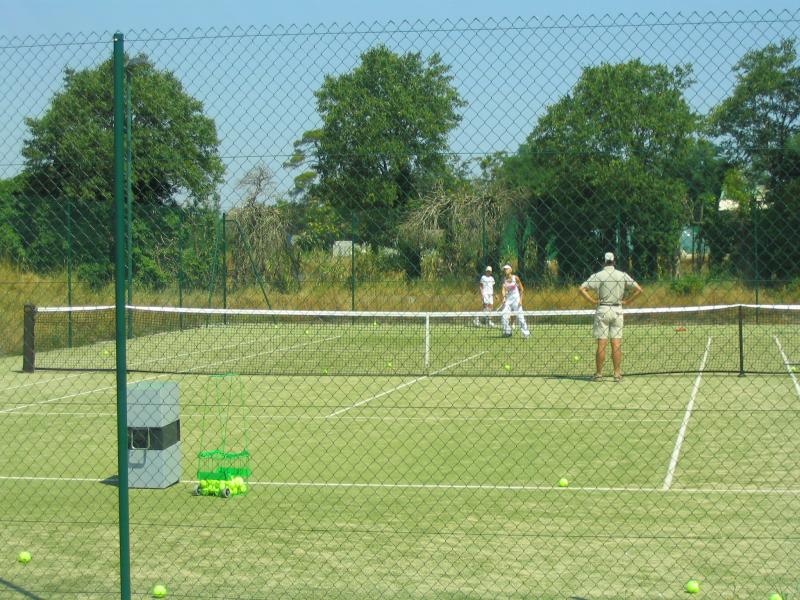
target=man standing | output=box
[578,252,643,382]
[475,266,496,327]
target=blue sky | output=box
[0,0,797,36]
[1,1,798,208]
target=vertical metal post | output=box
[424,314,430,372]
[23,304,36,373]
[738,304,745,377]
[66,199,73,348]
[178,214,185,331]
[125,70,134,337]
[351,210,356,312]
[481,203,487,270]
[222,212,228,324]
[752,198,760,324]
[112,31,132,600]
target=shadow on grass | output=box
[0,577,46,600]
[100,474,119,487]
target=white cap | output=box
[502,264,512,270]
[484,266,492,272]
[604,252,615,262]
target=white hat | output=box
[502,264,512,270]
[604,252,615,262]
[484,266,492,272]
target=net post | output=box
[738,304,745,377]
[23,303,36,373]
[424,314,430,372]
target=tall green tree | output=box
[710,39,800,282]
[508,60,697,281]
[18,55,224,274]
[288,45,465,255]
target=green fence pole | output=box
[125,68,134,338]
[66,198,73,348]
[112,31,132,600]
[351,210,356,312]
[753,198,760,324]
[178,213,185,331]
[206,215,220,310]
[222,212,228,324]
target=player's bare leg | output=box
[594,338,608,380]
[611,338,623,381]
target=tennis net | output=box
[22,303,800,377]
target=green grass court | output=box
[2,317,800,598]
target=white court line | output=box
[326,352,486,418]
[0,474,798,495]
[0,371,90,393]
[0,334,342,415]
[774,336,800,399]
[662,336,712,491]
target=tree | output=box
[288,45,465,252]
[18,55,225,274]
[710,39,800,179]
[710,39,800,282]
[508,60,697,281]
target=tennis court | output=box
[1,305,799,598]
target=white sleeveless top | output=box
[503,276,520,298]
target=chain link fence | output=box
[2,10,800,598]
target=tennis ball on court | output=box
[685,579,700,594]
[304,329,310,335]
[503,363,511,371]
[152,584,168,598]
[769,594,783,600]
[558,478,569,488]
[17,551,31,564]
[387,361,393,368]
[102,350,110,356]
[572,355,580,362]
[323,369,329,375]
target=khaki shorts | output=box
[593,306,623,339]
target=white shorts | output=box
[482,293,493,306]
[593,306,624,339]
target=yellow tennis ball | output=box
[152,584,168,598]
[17,551,31,564]
[769,594,783,600]
[558,478,569,488]
[503,363,511,371]
[685,580,700,594]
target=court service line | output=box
[326,351,486,418]
[0,371,90,394]
[662,336,712,491]
[0,334,342,415]
[774,336,800,399]
[1,474,799,495]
